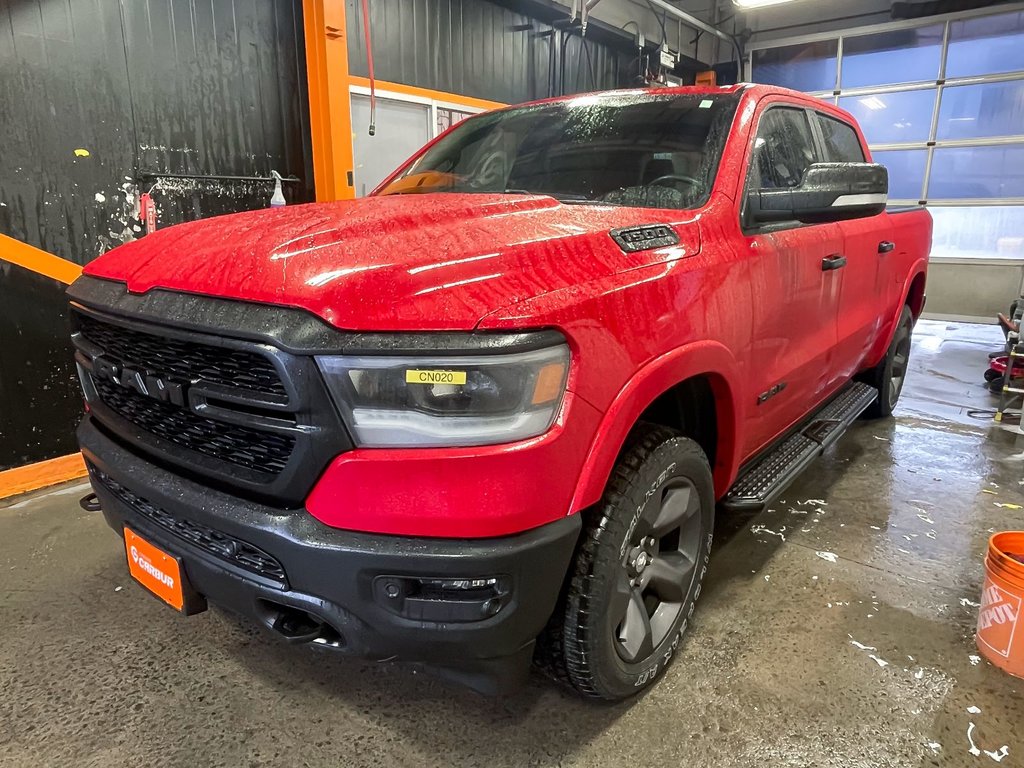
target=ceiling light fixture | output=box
[858,96,887,111]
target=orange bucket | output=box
[977,532,1024,678]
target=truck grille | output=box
[76,312,286,397]
[69,287,352,506]
[93,378,294,474]
[75,309,295,480]
[93,467,287,584]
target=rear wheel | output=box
[864,305,913,418]
[537,423,714,700]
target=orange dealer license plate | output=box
[124,527,206,615]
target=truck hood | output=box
[83,193,699,331]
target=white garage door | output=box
[351,94,432,197]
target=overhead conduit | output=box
[640,0,744,72]
[580,0,743,73]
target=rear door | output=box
[740,104,845,456]
[811,111,892,386]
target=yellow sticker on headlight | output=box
[405,369,467,385]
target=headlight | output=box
[317,343,570,447]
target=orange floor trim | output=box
[0,453,88,501]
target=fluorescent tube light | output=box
[858,96,887,111]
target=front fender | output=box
[569,340,744,513]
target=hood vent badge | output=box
[610,225,679,253]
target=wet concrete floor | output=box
[1,319,1021,767]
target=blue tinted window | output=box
[839,90,936,145]
[841,25,943,88]
[929,145,1024,199]
[815,114,864,162]
[946,12,1024,77]
[937,80,1024,140]
[871,149,927,200]
[752,41,838,92]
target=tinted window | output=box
[838,89,936,145]
[752,41,838,92]
[750,108,818,189]
[840,25,943,88]
[937,80,1024,141]
[930,206,1024,259]
[871,149,927,200]
[946,11,1024,78]
[929,144,1024,199]
[377,94,739,210]
[816,114,865,162]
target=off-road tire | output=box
[863,305,913,419]
[536,423,714,701]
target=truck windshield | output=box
[376,92,739,210]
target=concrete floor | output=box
[2,319,1023,768]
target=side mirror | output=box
[748,162,888,225]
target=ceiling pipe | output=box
[582,0,603,33]
[636,0,744,73]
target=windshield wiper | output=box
[502,189,602,204]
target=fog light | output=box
[373,575,511,622]
[425,577,499,590]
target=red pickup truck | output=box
[69,84,930,700]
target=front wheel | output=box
[537,424,714,700]
[864,305,913,419]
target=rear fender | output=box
[569,340,743,513]
[865,261,928,369]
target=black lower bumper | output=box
[78,417,580,694]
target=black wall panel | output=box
[0,0,136,266]
[0,262,80,471]
[0,0,314,471]
[347,0,633,105]
[0,0,314,267]
[121,0,314,233]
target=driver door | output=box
[741,105,844,457]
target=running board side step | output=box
[722,382,877,512]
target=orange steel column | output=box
[303,0,355,201]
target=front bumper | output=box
[79,417,580,693]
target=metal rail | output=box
[640,0,743,72]
[138,171,301,184]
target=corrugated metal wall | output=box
[0,0,314,267]
[346,0,633,104]
[0,0,314,471]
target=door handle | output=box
[822,254,847,271]
[878,240,895,254]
